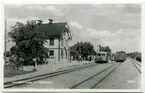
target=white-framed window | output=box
[102,53,105,56]
[49,38,54,46]
[49,50,54,56]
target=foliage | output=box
[99,45,111,52]
[8,20,49,66]
[127,52,141,58]
[4,51,12,57]
[136,56,141,62]
[70,42,96,60]
[127,52,141,62]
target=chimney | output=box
[48,19,53,24]
[37,20,43,25]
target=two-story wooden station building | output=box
[38,19,72,62]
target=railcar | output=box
[114,51,126,62]
[95,52,112,63]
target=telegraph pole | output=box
[4,20,7,65]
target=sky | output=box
[4,4,141,53]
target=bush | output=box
[136,56,141,62]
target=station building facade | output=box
[38,20,72,62]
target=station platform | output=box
[4,60,94,83]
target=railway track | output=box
[70,62,121,89]
[4,62,98,88]
[130,59,141,73]
[132,59,141,66]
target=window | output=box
[49,38,54,45]
[102,53,105,56]
[97,53,101,56]
[66,51,67,58]
[49,50,54,56]
[61,50,63,59]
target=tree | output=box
[8,20,49,68]
[99,45,111,52]
[70,42,96,60]
[5,51,12,57]
[127,51,141,62]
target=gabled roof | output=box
[38,22,67,38]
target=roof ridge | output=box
[41,22,67,25]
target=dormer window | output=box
[49,38,54,46]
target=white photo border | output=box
[0,0,144,92]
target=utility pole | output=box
[97,45,101,52]
[4,20,7,65]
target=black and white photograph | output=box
[3,4,141,90]
[2,92,143,93]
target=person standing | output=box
[5,61,9,68]
[89,56,92,62]
[19,57,24,70]
[32,58,37,71]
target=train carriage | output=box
[114,51,126,62]
[95,52,112,63]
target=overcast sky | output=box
[4,4,141,53]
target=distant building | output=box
[38,19,72,62]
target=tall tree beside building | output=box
[8,20,49,67]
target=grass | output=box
[4,67,35,77]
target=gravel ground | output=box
[11,61,116,89]
[94,58,141,89]
[10,58,141,89]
